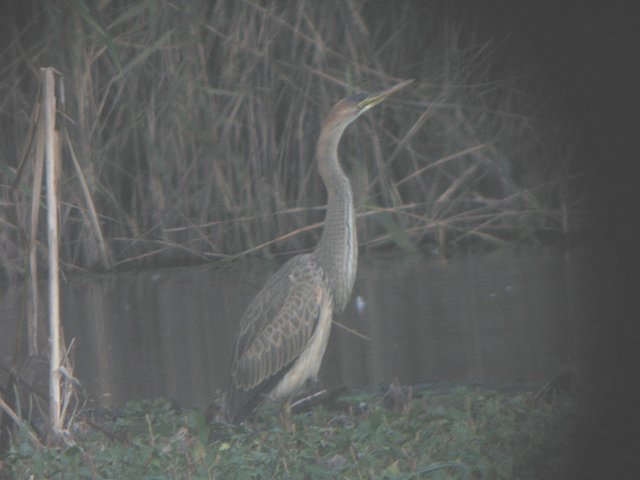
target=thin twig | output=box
[332,320,371,341]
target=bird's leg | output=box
[280,400,295,433]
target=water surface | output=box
[0,246,603,409]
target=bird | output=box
[227,79,413,428]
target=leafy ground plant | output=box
[5,384,590,479]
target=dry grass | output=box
[0,0,592,280]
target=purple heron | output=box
[227,79,413,426]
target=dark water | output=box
[1,246,603,409]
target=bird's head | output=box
[325,79,414,130]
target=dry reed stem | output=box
[0,396,43,448]
[27,110,45,357]
[64,130,112,270]
[0,1,591,278]
[394,144,488,188]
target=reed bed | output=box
[0,0,592,280]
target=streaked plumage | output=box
[227,80,413,424]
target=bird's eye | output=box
[347,93,368,104]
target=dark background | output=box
[495,3,639,476]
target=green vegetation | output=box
[0,0,591,280]
[5,386,588,479]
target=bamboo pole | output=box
[42,67,62,436]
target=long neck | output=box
[314,121,358,313]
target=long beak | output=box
[358,79,414,110]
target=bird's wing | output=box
[230,254,329,393]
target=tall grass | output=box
[0,0,591,280]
